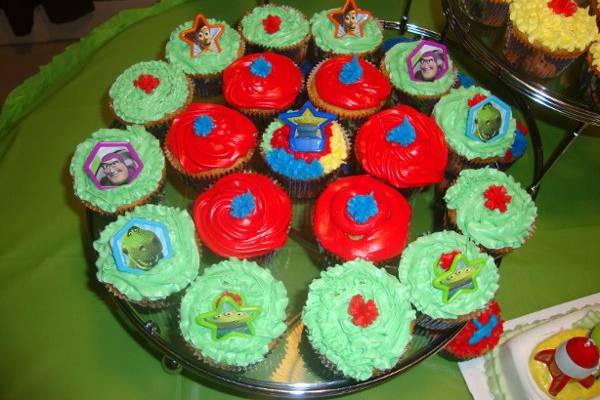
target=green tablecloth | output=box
[1,1,599,399]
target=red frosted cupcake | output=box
[164,103,257,183]
[307,55,391,121]
[193,172,292,261]
[355,105,448,190]
[223,52,303,118]
[442,300,504,360]
[313,175,411,265]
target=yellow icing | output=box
[590,41,600,69]
[320,122,348,174]
[510,0,598,52]
[529,328,600,400]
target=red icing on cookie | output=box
[269,123,333,162]
[444,301,504,359]
[193,172,292,259]
[223,52,302,111]
[313,175,411,262]
[355,105,448,189]
[314,56,391,110]
[166,103,257,174]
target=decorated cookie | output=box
[222,52,303,117]
[70,126,165,214]
[108,60,191,127]
[307,55,391,120]
[192,172,292,259]
[444,168,537,253]
[259,101,350,198]
[310,0,383,57]
[355,105,448,189]
[313,175,411,263]
[165,103,257,180]
[179,259,288,368]
[398,231,500,329]
[303,259,415,381]
[93,204,200,306]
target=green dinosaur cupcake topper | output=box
[195,292,261,341]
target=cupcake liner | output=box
[462,0,509,27]
[446,150,501,177]
[104,283,170,309]
[415,309,480,331]
[502,22,584,79]
[188,40,245,97]
[579,51,600,111]
[316,239,401,269]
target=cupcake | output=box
[164,103,257,186]
[503,0,598,79]
[581,40,600,110]
[442,300,504,360]
[179,258,288,370]
[239,4,311,64]
[108,60,192,135]
[502,120,529,164]
[398,231,500,330]
[165,13,244,96]
[444,168,538,255]
[69,125,165,215]
[355,105,448,190]
[313,175,412,265]
[259,101,350,199]
[432,86,516,173]
[192,172,292,261]
[462,0,510,27]
[382,39,457,114]
[307,55,391,124]
[310,0,383,61]
[302,259,415,381]
[93,204,200,307]
[222,52,303,120]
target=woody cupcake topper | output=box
[180,14,224,57]
[328,0,372,38]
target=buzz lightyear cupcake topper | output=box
[180,13,224,57]
[406,40,450,82]
[109,218,173,275]
[279,101,336,153]
[466,94,512,144]
[83,141,144,190]
[328,0,372,38]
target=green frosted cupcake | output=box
[93,204,201,307]
[69,125,165,214]
[444,168,537,254]
[398,231,500,330]
[239,5,310,64]
[179,259,288,369]
[108,60,192,130]
[382,40,457,114]
[302,259,415,381]
[433,86,516,172]
[310,0,383,60]
[165,14,244,96]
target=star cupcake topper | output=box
[432,252,485,303]
[279,101,336,153]
[328,0,372,38]
[179,14,224,57]
[195,292,261,341]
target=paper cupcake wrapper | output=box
[579,54,600,111]
[415,310,479,331]
[104,283,170,309]
[462,0,509,27]
[445,150,501,178]
[187,40,244,97]
[502,22,583,79]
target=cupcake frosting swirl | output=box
[355,105,448,188]
[313,175,411,262]
[166,103,257,174]
[193,172,292,258]
[240,5,310,48]
[302,259,415,381]
[444,168,537,250]
[310,9,382,54]
[398,231,499,319]
[109,60,190,124]
[223,52,302,110]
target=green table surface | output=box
[1,1,599,399]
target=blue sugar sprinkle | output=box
[230,190,256,219]
[386,116,416,147]
[339,55,363,85]
[193,115,215,137]
[511,128,528,158]
[250,56,272,78]
[347,192,378,224]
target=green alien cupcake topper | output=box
[432,250,485,304]
[195,291,262,341]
